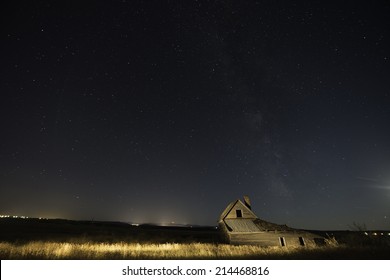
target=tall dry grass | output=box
[0,241,328,259]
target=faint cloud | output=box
[356,177,390,190]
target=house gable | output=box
[222,200,257,220]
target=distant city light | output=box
[1,214,30,219]
[0,214,48,220]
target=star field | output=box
[1,1,389,230]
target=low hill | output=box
[0,217,219,244]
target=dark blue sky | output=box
[1,1,389,230]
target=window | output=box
[279,237,286,247]
[236,209,242,218]
[299,237,305,246]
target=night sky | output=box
[1,1,389,230]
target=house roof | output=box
[253,218,292,231]
[219,201,236,221]
[225,219,260,232]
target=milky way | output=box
[1,1,389,230]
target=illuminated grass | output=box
[0,241,339,259]
[1,241,388,259]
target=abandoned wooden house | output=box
[218,196,325,246]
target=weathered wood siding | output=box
[229,232,280,246]
[224,201,257,219]
[218,221,231,243]
[228,231,322,246]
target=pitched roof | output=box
[219,201,236,221]
[225,219,260,232]
[253,218,292,231]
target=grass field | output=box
[1,240,390,259]
[1,218,389,259]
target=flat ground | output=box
[0,218,389,259]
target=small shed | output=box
[218,196,325,246]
